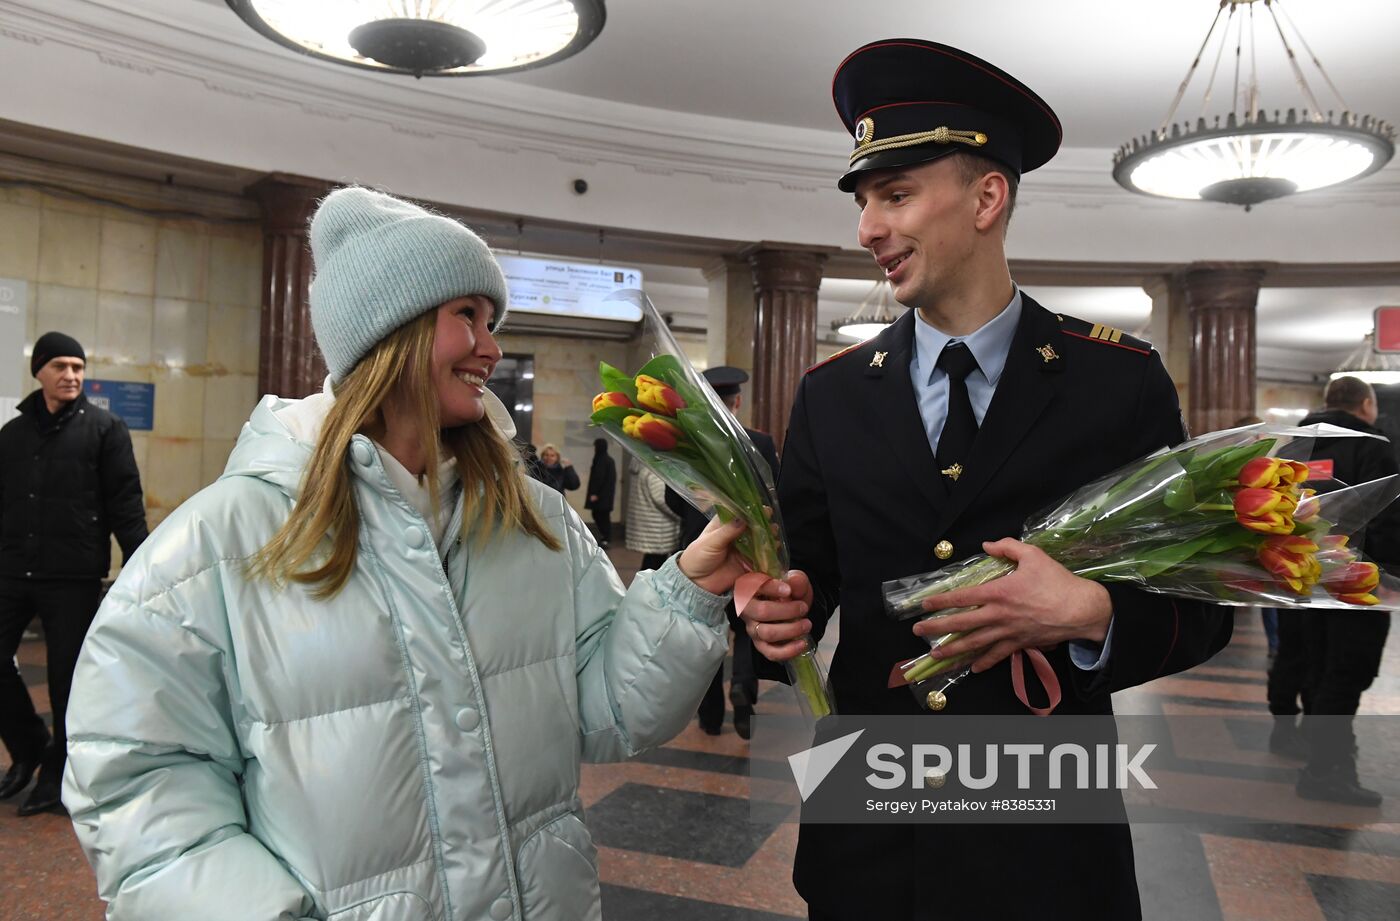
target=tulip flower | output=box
[634,374,686,416]
[592,391,634,413]
[1238,457,1286,489]
[1237,457,1311,489]
[1233,487,1295,534]
[1294,487,1320,524]
[623,412,683,451]
[1258,535,1321,594]
[1324,561,1381,605]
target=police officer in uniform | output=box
[666,366,779,738]
[739,39,1233,921]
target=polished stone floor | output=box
[2,546,1398,920]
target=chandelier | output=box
[1332,333,1400,385]
[832,281,899,341]
[1113,0,1394,209]
[225,1,606,78]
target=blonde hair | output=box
[540,443,560,460]
[250,311,560,598]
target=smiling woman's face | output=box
[540,447,560,466]
[431,295,502,427]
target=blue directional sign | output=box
[84,379,155,431]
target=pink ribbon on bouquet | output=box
[733,570,770,615]
[1010,648,1062,717]
[887,648,1063,717]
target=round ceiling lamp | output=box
[832,281,900,341]
[225,1,606,78]
[1113,0,1394,209]
[1331,333,1400,385]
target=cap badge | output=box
[870,350,887,368]
[855,116,875,147]
[1036,343,1060,363]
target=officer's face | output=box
[853,158,981,308]
[845,156,980,303]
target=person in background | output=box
[624,455,681,572]
[61,187,772,920]
[536,443,579,495]
[585,437,617,548]
[0,331,147,817]
[1293,376,1399,806]
[666,365,779,739]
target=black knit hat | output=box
[31,331,86,377]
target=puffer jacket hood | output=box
[63,390,729,921]
[223,392,325,499]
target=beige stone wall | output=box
[1,187,262,557]
[492,329,708,526]
[1257,380,1326,425]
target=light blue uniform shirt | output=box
[909,286,1113,671]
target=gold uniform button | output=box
[934,540,954,560]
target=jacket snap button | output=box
[454,707,479,731]
[405,526,426,549]
[351,442,374,466]
[489,896,512,920]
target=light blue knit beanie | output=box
[308,187,510,381]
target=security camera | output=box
[572,179,589,195]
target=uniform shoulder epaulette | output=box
[805,341,867,374]
[1057,314,1152,356]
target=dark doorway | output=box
[489,354,535,444]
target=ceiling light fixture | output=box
[1113,0,1394,209]
[225,0,606,78]
[1331,332,1400,385]
[832,281,900,341]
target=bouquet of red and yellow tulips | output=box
[589,290,833,719]
[884,423,1400,711]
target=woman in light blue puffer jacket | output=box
[62,188,790,921]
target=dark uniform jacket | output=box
[1298,408,1400,567]
[0,391,147,580]
[772,296,1233,921]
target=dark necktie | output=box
[935,341,980,482]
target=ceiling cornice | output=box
[13,0,1395,211]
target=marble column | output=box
[249,174,334,400]
[1143,274,1191,417]
[703,255,758,427]
[747,248,826,449]
[1181,263,1267,436]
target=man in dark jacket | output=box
[0,332,147,815]
[584,438,617,547]
[665,366,780,738]
[1292,376,1398,806]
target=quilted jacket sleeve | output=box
[565,504,729,762]
[62,575,316,921]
